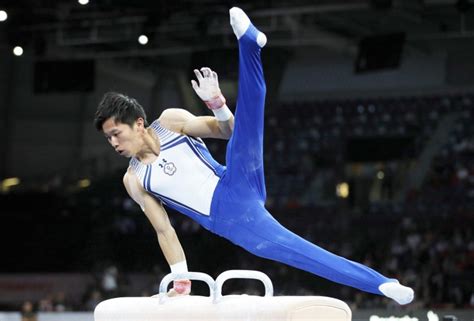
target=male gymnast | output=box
[94,7,414,305]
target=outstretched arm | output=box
[123,169,191,295]
[158,67,234,139]
[159,108,233,139]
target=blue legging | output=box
[209,24,393,295]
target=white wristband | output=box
[170,260,188,274]
[212,105,233,122]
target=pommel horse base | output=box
[94,270,352,321]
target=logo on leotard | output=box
[158,158,176,176]
[163,162,177,176]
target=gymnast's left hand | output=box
[167,279,191,297]
[191,67,223,103]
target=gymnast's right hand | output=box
[167,279,191,297]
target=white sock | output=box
[379,282,414,305]
[229,7,267,47]
[257,31,267,48]
[229,7,250,39]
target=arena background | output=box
[0,0,473,320]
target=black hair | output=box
[94,92,149,131]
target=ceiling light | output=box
[138,35,149,45]
[13,46,23,56]
[0,10,7,22]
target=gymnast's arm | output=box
[123,169,190,295]
[158,108,234,140]
[157,67,234,139]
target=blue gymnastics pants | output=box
[209,24,394,295]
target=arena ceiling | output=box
[0,0,473,58]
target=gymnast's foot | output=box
[379,282,414,305]
[229,7,267,48]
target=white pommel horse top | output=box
[94,270,352,321]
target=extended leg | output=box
[222,203,414,305]
[224,8,268,201]
[213,8,414,306]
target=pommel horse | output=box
[94,270,352,321]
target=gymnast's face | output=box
[102,117,144,158]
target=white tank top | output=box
[129,120,224,216]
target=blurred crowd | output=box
[3,92,473,313]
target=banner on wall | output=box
[0,274,94,305]
[0,273,158,305]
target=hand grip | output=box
[158,272,215,303]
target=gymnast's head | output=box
[94,92,150,158]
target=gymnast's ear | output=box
[135,117,146,132]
